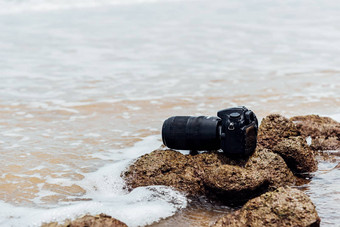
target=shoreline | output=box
[42,113,339,226]
[1,113,339,226]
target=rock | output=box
[311,137,340,151]
[272,137,318,173]
[212,187,320,227]
[291,115,340,138]
[290,115,340,151]
[245,148,296,188]
[123,149,212,196]
[41,214,127,227]
[257,114,300,150]
[123,114,324,201]
[122,148,296,203]
[257,114,317,173]
[202,162,268,201]
[204,149,297,202]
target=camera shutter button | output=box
[230,112,240,119]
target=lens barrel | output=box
[162,116,220,151]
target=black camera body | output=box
[162,106,258,156]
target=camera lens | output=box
[162,116,221,151]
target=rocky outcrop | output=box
[272,137,317,173]
[245,148,296,188]
[122,148,296,203]
[121,113,331,226]
[212,187,320,227]
[44,114,334,227]
[257,114,300,150]
[291,115,340,151]
[41,214,127,227]
[258,114,318,173]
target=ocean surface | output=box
[0,0,339,226]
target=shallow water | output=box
[304,153,340,227]
[0,0,340,226]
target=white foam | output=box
[126,105,141,111]
[306,136,312,146]
[20,136,30,142]
[1,132,22,137]
[84,133,101,138]
[0,0,182,15]
[0,185,186,227]
[0,136,187,227]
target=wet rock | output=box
[212,187,320,227]
[245,148,296,188]
[257,114,300,150]
[123,148,296,202]
[272,137,318,173]
[291,115,340,151]
[257,114,317,173]
[41,214,127,227]
[123,149,212,196]
[291,115,340,138]
[311,137,340,151]
[203,162,268,201]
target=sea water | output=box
[0,0,339,226]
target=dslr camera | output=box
[162,106,258,156]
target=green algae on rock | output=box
[41,214,127,227]
[212,187,320,227]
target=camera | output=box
[162,106,258,156]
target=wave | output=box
[0,0,177,14]
[0,136,187,226]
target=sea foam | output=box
[0,136,187,227]
[0,0,181,15]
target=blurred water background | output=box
[0,0,339,226]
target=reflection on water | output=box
[150,196,234,227]
[0,0,340,225]
[304,154,340,227]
